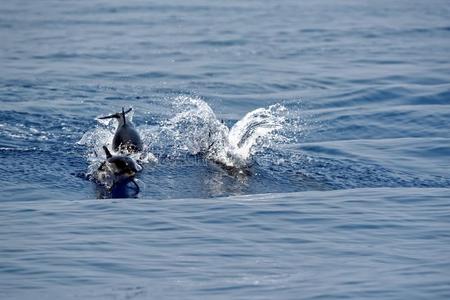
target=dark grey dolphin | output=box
[99,107,143,153]
[99,146,142,190]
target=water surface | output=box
[1,0,450,299]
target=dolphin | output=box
[97,146,142,190]
[98,107,143,153]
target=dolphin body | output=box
[96,146,142,191]
[99,107,143,153]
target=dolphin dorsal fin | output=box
[121,107,127,125]
[103,146,112,159]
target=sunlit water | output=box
[1,0,450,299]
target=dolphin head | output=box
[102,146,142,179]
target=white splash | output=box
[162,96,290,168]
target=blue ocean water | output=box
[1,0,450,299]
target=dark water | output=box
[1,0,450,299]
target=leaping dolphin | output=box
[98,146,142,190]
[98,107,143,153]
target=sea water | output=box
[1,0,449,299]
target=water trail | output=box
[161,96,293,169]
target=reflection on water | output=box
[201,162,250,197]
[95,179,141,199]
